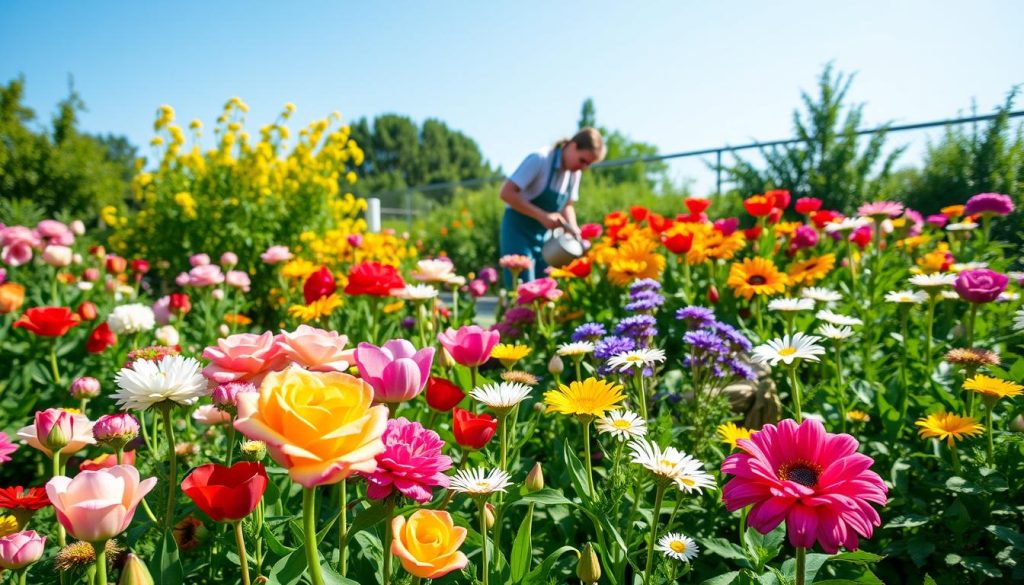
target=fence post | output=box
[367,197,381,233]
[716,149,722,196]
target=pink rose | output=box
[275,325,353,373]
[202,331,286,384]
[188,264,225,287]
[220,252,238,268]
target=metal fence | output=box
[371,109,1024,226]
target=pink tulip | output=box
[17,409,94,457]
[83,267,100,282]
[276,325,353,373]
[355,340,435,403]
[202,331,286,384]
[46,465,157,542]
[436,326,500,368]
[260,245,292,264]
[0,530,46,570]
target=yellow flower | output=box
[288,294,343,322]
[233,367,388,487]
[716,422,752,450]
[915,412,983,447]
[0,515,18,537]
[490,344,532,369]
[383,300,405,314]
[223,313,253,326]
[787,254,835,285]
[281,258,319,280]
[963,374,1023,400]
[544,378,625,419]
[173,192,198,220]
[603,237,665,286]
[390,510,468,579]
[846,410,871,423]
[916,250,950,274]
[727,257,789,300]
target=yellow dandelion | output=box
[543,377,626,419]
[717,422,753,450]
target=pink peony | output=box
[964,192,1014,217]
[354,339,434,403]
[437,325,500,368]
[276,325,353,373]
[175,272,190,287]
[721,418,888,553]
[188,264,225,287]
[0,432,18,464]
[260,245,293,264]
[225,270,251,292]
[361,418,452,503]
[189,253,211,267]
[0,226,35,266]
[516,277,562,305]
[202,331,287,384]
[35,220,74,245]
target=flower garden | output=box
[1,143,1024,585]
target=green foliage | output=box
[0,77,131,223]
[722,64,905,212]
[577,98,670,190]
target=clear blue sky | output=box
[2,0,1022,194]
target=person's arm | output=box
[500,181,566,230]
[562,201,580,234]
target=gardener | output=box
[499,127,605,286]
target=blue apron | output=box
[500,148,575,286]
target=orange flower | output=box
[727,257,789,299]
[0,283,25,314]
[391,510,468,579]
[787,254,836,285]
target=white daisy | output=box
[107,303,156,334]
[448,467,512,496]
[884,290,928,304]
[818,323,854,340]
[390,284,439,301]
[998,292,1020,302]
[596,410,647,441]
[606,348,667,372]
[112,355,207,411]
[824,217,871,233]
[952,262,988,271]
[1013,308,1024,332]
[908,273,957,289]
[800,287,843,304]
[556,341,595,357]
[445,275,467,287]
[750,333,826,367]
[946,221,978,232]
[77,282,94,291]
[628,439,715,493]
[939,290,961,301]
[767,298,815,313]
[657,533,699,563]
[815,309,863,327]
[469,382,532,412]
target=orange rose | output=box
[0,283,25,314]
[391,510,468,579]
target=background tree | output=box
[576,98,671,192]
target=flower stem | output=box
[582,417,595,500]
[49,342,61,385]
[338,479,348,576]
[94,540,108,585]
[498,413,509,472]
[51,452,65,546]
[796,546,807,585]
[643,483,666,585]
[635,370,648,420]
[738,506,749,548]
[234,521,251,585]
[18,568,27,585]
[116,448,123,465]
[161,406,178,530]
[226,425,236,467]
[965,303,979,347]
[383,499,395,585]
[302,487,325,585]
[478,499,490,585]
[925,297,936,374]
[788,365,803,423]
[835,344,847,433]
[986,407,995,466]
[949,440,962,474]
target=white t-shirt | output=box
[506,146,581,206]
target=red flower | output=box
[169,293,191,317]
[452,407,497,450]
[79,450,136,471]
[629,206,649,222]
[647,213,673,234]
[564,257,592,278]
[303,266,337,303]
[0,486,51,511]
[708,285,720,304]
[661,232,694,255]
[743,226,762,240]
[86,322,118,353]
[426,377,466,412]
[766,208,783,225]
[130,259,150,274]
[685,198,711,215]
[181,462,268,523]
[105,255,127,274]
[76,301,98,322]
[13,307,81,337]
[850,226,872,249]
[579,223,603,241]
[795,197,823,215]
[766,189,791,209]
[743,194,775,217]
[345,262,405,297]
[810,210,839,229]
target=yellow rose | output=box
[234,366,387,487]
[391,510,468,579]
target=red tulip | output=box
[766,208,783,225]
[426,377,466,412]
[766,189,791,209]
[86,322,117,353]
[344,262,404,297]
[743,226,762,241]
[661,232,694,255]
[169,293,191,317]
[795,197,823,215]
[684,197,711,215]
[181,462,268,523]
[743,194,775,217]
[13,307,81,337]
[303,266,337,303]
[579,224,603,241]
[130,259,150,275]
[76,301,98,322]
[105,255,127,274]
[452,408,497,450]
[708,285,720,304]
[810,210,840,229]
[629,206,649,222]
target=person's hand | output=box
[538,212,566,230]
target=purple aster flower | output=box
[964,192,1014,217]
[630,278,662,294]
[572,322,607,343]
[724,357,757,381]
[683,330,728,354]
[503,306,536,325]
[675,306,716,329]
[400,316,416,330]
[710,321,752,352]
[595,335,636,361]
[615,315,658,339]
[626,298,662,312]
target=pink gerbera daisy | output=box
[362,418,452,503]
[0,432,17,464]
[720,418,888,553]
[857,201,904,219]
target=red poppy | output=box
[766,189,791,209]
[426,377,465,412]
[13,307,81,337]
[684,198,711,215]
[564,257,592,278]
[79,450,136,471]
[743,226,762,241]
[661,232,694,255]
[743,194,775,217]
[86,322,118,353]
[579,223,603,241]
[629,206,649,222]
[181,462,268,523]
[647,213,673,234]
[76,301,98,322]
[169,293,191,316]
[0,486,51,511]
[795,197,823,215]
[303,266,337,303]
[810,210,840,229]
[105,255,127,274]
[344,262,404,297]
[452,407,497,450]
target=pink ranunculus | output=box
[193,404,232,425]
[355,340,435,403]
[361,418,452,503]
[152,295,172,325]
[46,465,157,543]
[225,270,251,292]
[437,325,500,368]
[42,245,73,267]
[0,432,18,464]
[0,530,46,570]
[35,220,74,246]
[276,325,353,373]
[516,277,562,305]
[202,331,287,385]
[220,252,239,268]
[189,253,211,267]
[467,279,487,298]
[188,264,224,287]
[721,418,888,553]
[1,242,33,267]
[260,245,292,265]
[0,226,40,249]
[954,268,1009,304]
[964,192,1014,217]
[17,409,94,457]
[175,272,190,287]
[92,414,140,445]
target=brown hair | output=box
[555,127,606,161]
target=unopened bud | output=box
[1009,414,1024,433]
[526,462,544,493]
[240,440,267,462]
[118,553,154,585]
[576,542,601,584]
[484,502,495,529]
[439,347,455,369]
[547,354,564,375]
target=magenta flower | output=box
[721,418,888,553]
[355,340,434,403]
[954,269,1009,304]
[964,192,1014,217]
[516,277,562,305]
[0,432,18,464]
[437,325,500,368]
[857,200,904,219]
[362,418,452,503]
[926,214,948,229]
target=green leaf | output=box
[262,523,295,556]
[781,553,829,583]
[700,571,740,585]
[883,514,929,529]
[516,488,573,506]
[152,530,183,585]
[522,545,579,585]
[319,562,362,585]
[829,551,885,564]
[509,505,534,583]
[344,502,389,545]
[945,476,982,494]
[906,536,935,567]
[267,545,307,585]
[562,440,591,501]
[923,575,937,585]
[702,537,748,561]
[986,524,1024,550]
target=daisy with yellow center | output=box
[490,343,532,369]
[657,532,699,563]
[787,253,836,285]
[916,411,983,472]
[716,422,753,450]
[545,378,625,498]
[726,257,789,300]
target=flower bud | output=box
[118,553,155,585]
[484,502,495,529]
[526,462,544,493]
[70,377,101,400]
[72,253,83,265]
[155,325,179,347]
[220,252,238,269]
[240,440,267,462]
[212,382,257,414]
[438,347,455,369]
[83,267,100,282]
[70,220,86,236]
[576,542,601,584]
[1010,414,1024,433]
[43,245,73,268]
[218,324,230,336]
[76,301,98,321]
[35,408,73,452]
[93,414,140,450]
[547,354,564,375]
[212,288,225,301]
